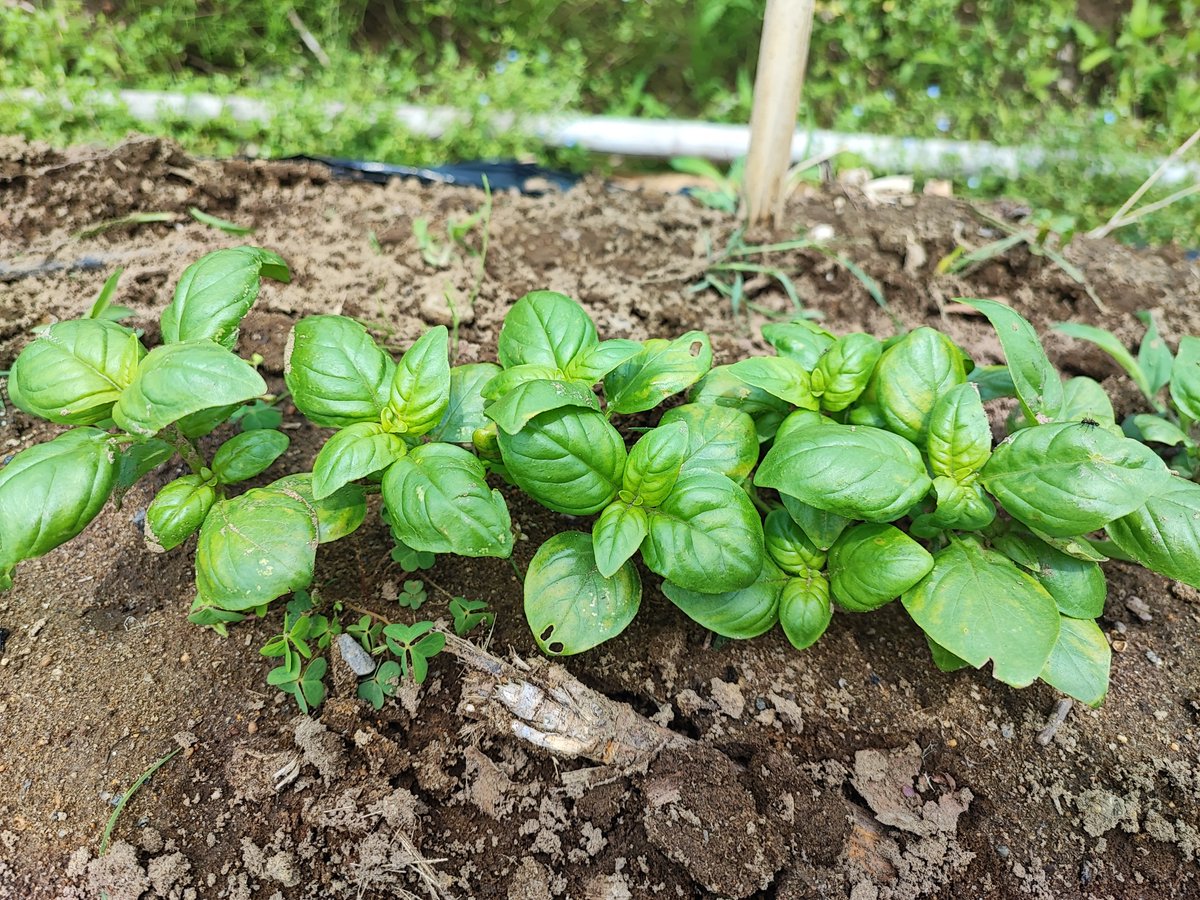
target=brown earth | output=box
[1,136,1200,899]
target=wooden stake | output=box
[743,0,816,226]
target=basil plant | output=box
[1,247,368,633]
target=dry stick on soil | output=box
[1036,698,1074,746]
[1088,126,1200,240]
[286,9,331,68]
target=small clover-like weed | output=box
[390,541,436,572]
[382,621,446,684]
[267,656,328,714]
[229,398,284,431]
[450,596,495,636]
[357,659,403,710]
[396,579,428,610]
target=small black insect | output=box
[1080,417,1100,428]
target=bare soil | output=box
[2,136,1200,899]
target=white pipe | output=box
[14,88,1200,185]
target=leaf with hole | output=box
[524,531,641,655]
[604,332,713,414]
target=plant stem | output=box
[161,424,207,475]
[341,600,394,626]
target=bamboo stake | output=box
[743,0,816,226]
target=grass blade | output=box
[98,747,181,855]
[188,207,254,235]
[73,212,174,240]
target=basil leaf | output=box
[1170,336,1200,422]
[779,571,833,650]
[1135,309,1172,396]
[764,508,826,575]
[991,529,1106,618]
[769,408,832,447]
[828,523,933,612]
[145,474,216,552]
[909,476,996,537]
[524,531,640,655]
[660,403,758,480]
[480,363,562,401]
[592,502,649,578]
[211,429,289,484]
[902,538,1060,688]
[1124,414,1191,448]
[116,438,175,489]
[968,364,1017,401]
[643,472,764,593]
[269,473,367,544]
[113,341,266,438]
[926,635,970,673]
[1106,479,1200,588]
[565,339,643,383]
[1056,321,1155,407]
[761,320,835,369]
[195,487,317,611]
[981,422,1172,537]
[688,365,791,443]
[497,407,626,515]
[604,332,713,415]
[756,423,932,523]
[662,557,786,639]
[0,428,118,588]
[430,363,501,442]
[176,403,241,439]
[311,423,406,500]
[381,443,513,558]
[386,326,450,437]
[812,332,882,411]
[498,291,598,371]
[966,298,1063,423]
[623,420,689,507]
[1059,376,1116,426]
[1030,527,1111,562]
[161,246,290,349]
[780,492,851,550]
[485,378,600,435]
[285,315,394,427]
[1040,616,1111,707]
[728,356,819,409]
[926,382,991,482]
[873,327,967,443]
[8,319,143,425]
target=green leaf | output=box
[1106,479,1200,588]
[981,422,1172,536]
[1055,321,1155,407]
[926,635,970,672]
[87,268,125,320]
[925,382,991,482]
[761,320,835,369]
[1135,310,1173,396]
[779,493,851,550]
[230,400,283,432]
[756,423,932,523]
[524,531,641,655]
[623,420,688,507]
[430,363,501,443]
[113,341,266,438]
[828,523,933,612]
[592,502,649,578]
[211,429,289,484]
[194,487,318,611]
[177,403,241,439]
[0,428,118,588]
[116,438,174,489]
[909,477,996,536]
[873,327,967,443]
[1040,616,1110,707]
[812,333,882,411]
[902,538,1061,688]
[160,246,289,349]
[565,339,643,383]
[485,378,600,435]
[311,423,405,499]
[498,291,598,371]
[728,356,818,409]
[968,364,1017,401]
[1125,414,1191,447]
[284,315,394,427]
[966,299,1063,423]
[659,403,758,480]
[385,326,450,436]
[604,332,713,414]
[480,363,563,401]
[497,407,626,515]
[688,365,791,443]
[1170,337,1200,422]
[763,508,826,575]
[268,473,367,544]
[300,658,328,708]
[643,473,764,593]
[779,571,833,650]
[381,443,513,558]
[990,529,1106,618]
[662,556,786,639]
[1059,376,1116,426]
[145,474,216,552]
[8,319,143,425]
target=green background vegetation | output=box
[2,0,1197,243]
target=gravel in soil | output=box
[1,136,1200,899]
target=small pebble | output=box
[1171,742,1181,752]
[997,845,1009,858]
[1146,650,1163,667]
[247,721,258,734]
[1117,734,1128,744]
[946,738,958,748]
[1125,595,1153,622]
[337,633,377,677]
[1000,723,1015,739]
[1112,639,1128,653]
[179,653,191,665]
[754,698,766,711]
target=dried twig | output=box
[1089,127,1200,239]
[287,9,331,68]
[1036,698,1074,746]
